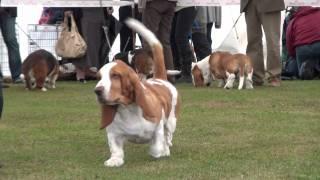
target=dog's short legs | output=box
[224,72,235,89]
[150,120,165,158]
[238,76,245,90]
[217,79,225,88]
[50,74,59,89]
[105,133,125,167]
[41,87,47,92]
[245,70,254,89]
[165,116,176,147]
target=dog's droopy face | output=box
[95,61,137,106]
[191,60,212,87]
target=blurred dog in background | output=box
[22,49,59,91]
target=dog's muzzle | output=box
[94,86,104,96]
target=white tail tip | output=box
[166,70,181,76]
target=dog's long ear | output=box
[100,105,117,129]
[133,80,162,123]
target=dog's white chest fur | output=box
[107,104,159,143]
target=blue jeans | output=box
[0,14,22,80]
[296,41,320,79]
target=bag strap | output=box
[62,12,79,33]
[69,14,80,33]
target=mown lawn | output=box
[0,80,319,179]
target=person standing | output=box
[286,7,320,80]
[240,0,285,87]
[171,6,197,83]
[0,6,22,83]
[139,0,177,83]
[119,1,142,52]
[192,6,221,60]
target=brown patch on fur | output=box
[192,65,205,87]
[209,51,253,79]
[132,49,154,76]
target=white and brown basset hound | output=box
[191,51,254,90]
[94,18,181,167]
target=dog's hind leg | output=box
[150,119,166,158]
[245,69,254,89]
[238,75,245,90]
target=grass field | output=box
[0,80,319,179]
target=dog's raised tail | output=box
[125,18,167,80]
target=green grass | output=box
[0,80,320,179]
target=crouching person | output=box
[286,6,320,80]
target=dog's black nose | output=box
[94,86,104,95]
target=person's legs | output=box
[206,22,213,50]
[296,42,320,80]
[119,6,134,52]
[244,0,264,85]
[0,15,22,81]
[142,0,176,71]
[0,70,3,119]
[174,7,197,80]
[261,11,282,82]
[170,14,180,70]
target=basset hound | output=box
[22,49,59,91]
[191,51,254,90]
[113,49,154,80]
[114,49,181,81]
[94,18,181,167]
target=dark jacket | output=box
[0,7,17,17]
[286,7,320,57]
[240,0,285,13]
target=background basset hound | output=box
[113,49,154,80]
[22,49,59,91]
[94,18,181,167]
[192,51,254,90]
[114,49,181,81]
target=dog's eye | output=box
[111,73,120,80]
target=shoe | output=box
[176,75,192,84]
[268,78,281,87]
[13,78,23,84]
[78,79,87,83]
[253,81,264,86]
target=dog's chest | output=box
[108,105,159,143]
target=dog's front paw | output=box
[41,87,47,92]
[104,158,124,167]
[162,145,170,157]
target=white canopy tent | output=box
[1,0,320,76]
[1,0,320,7]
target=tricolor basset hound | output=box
[22,49,59,91]
[94,18,181,167]
[113,49,154,80]
[114,49,180,81]
[191,51,254,90]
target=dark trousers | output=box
[171,7,197,74]
[0,14,22,80]
[192,31,211,61]
[142,0,176,70]
[296,41,320,79]
[119,5,142,52]
[0,71,3,119]
[207,22,213,50]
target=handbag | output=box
[55,13,87,58]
